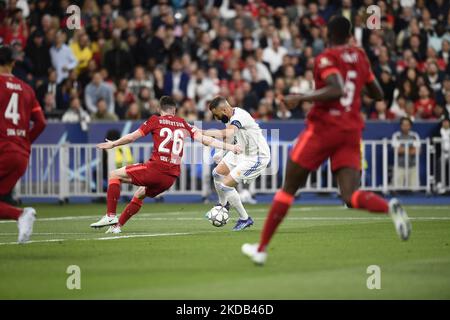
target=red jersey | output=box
[414,98,436,119]
[138,114,197,177]
[0,74,46,157]
[308,45,375,131]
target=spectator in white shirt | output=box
[187,67,220,113]
[242,55,273,86]
[50,31,78,84]
[62,97,91,130]
[262,34,288,74]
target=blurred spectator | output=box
[392,117,421,188]
[128,65,153,97]
[262,35,287,74]
[25,30,51,82]
[163,58,190,101]
[70,32,93,75]
[425,59,445,96]
[187,67,220,115]
[370,101,396,120]
[62,97,91,127]
[91,98,118,121]
[42,92,62,120]
[137,87,155,118]
[50,31,78,84]
[125,102,142,121]
[414,85,437,119]
[36,68,60,108]
[84,72,115,114]
[103,28,134,81]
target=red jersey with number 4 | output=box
[138,114,197,177]
[0,74,44,157]
[308,45,375,131]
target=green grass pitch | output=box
[0,203,449,299]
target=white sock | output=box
[212,169,227,206]
[220,183,249,220]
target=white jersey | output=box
[228,107,270,159]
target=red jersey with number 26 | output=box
[308,45,375,131]
[138,114,196,177]
[0,74,45,157]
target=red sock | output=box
[106,179,121,216]
[0,201,22,220]
[351,190,388,213]
[258,190,294,252]
[118,197,143,226]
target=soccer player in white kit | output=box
[202,96,271,230]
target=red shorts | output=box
[0,152,29,195]
[290,125,361,172]
[125,161,177,198]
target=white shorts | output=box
[221,152,270,183]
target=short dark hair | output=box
[327,16,352,44]
[208,96,227,110]
[400,117,413,126]
[0,46,14,65]
[159,96,177,110]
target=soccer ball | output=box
[206,206,230,227]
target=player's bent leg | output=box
[212,162,230,208]
[336,167,411,240]
[257,159,310,250]
[220,175,254,231]
[91,166,133,229]
[243,159,311,265]
[110,187,146,233]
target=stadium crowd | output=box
[0,0,449,123]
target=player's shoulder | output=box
[1,75,36,103]
[232,107,252,118]
[315,49,338,68]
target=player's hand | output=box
[284,95,302,109]
[96,139,115,150]
[232,145,243,155]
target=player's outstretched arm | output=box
[200,124,238,139]
[283,73,345,109]
[96,130,143,150]
[193,131,242,154]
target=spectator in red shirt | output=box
[414,85,437,119]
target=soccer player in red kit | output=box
[242,17,412,265]
[90,96,242,233]
[0,46,47,243]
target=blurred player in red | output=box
[0,46,47,243]
[90,96,242,233]
[242,17,412,265]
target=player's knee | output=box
[134,187,146,199]
[219,182,234,193]
[212,168,223,180]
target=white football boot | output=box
[388,198,412,241]
[241,243,267,265]
[90,214,118,228]
[105,225,122,234]
[17,207,36,244]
